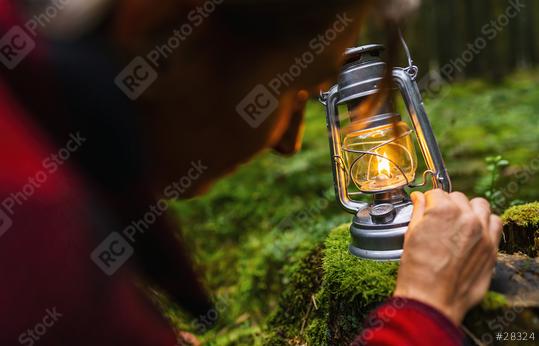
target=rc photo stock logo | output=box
[0,26,35,70]
[91,160,208,275]
[236,85,280,128]
[114,56,159,101]
[0,131,86,239]
[90,231,134,276]
[18,307,62,346]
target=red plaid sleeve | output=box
[352,297,464,346]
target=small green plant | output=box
[475,155,528,213]
[475,155,509,213]
[485,155,509,211]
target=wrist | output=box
[393,288,463,326]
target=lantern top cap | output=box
[344,44,385,64]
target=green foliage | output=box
[204,324,263,346]
[426,72,539,201]
[475,155,510,212]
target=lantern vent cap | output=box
[344,44,385,65]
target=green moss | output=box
[322,224,398,303]
[480,291,509,310]
[304,315,329,345]
[502,202,539,228]
[263,244,325,345]
[204,325,262,346]
[265,224,399,345]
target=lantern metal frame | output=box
[319,41,451,260]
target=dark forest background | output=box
[364,0,539,83]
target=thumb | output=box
[408,191,426,230]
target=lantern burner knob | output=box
[369,203,396,224]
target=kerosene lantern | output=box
[319,43,451,260]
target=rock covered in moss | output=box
[501,202,539,257]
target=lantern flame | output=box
[377,152,391,178]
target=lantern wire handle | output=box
[398,28,418,80]
[408,170,436,188]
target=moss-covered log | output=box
[265,203,539,345]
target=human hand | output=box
[394,189,503,325]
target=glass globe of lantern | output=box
[342,113,417,193]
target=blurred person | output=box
[0,0,501,345]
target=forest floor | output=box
[158,70,539,345]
